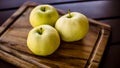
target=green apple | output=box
[55,12,89,42]
[27,25,60,56]
[29,5,59,27]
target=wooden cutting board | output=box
[0,1,111,68]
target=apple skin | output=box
[27,25,60,56]
[55,12,89,42]
[29,5,59,27]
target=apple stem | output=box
[41,7,46,12]
[67,9,72,18]
[39,27,42,35]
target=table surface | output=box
[0,0,120,68]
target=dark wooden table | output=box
[0,0,120,68]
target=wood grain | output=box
[0,1,111,68]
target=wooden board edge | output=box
[89,18,111,31]
[0,44,39,68]
[85,28,111,68]
[0,1,37,37]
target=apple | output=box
[55,11,89,42]
[27,25,60,56]
[29,5,59,27]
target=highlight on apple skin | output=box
[27,25,60,56]
[29,4,59,27]
[55,12,89,42]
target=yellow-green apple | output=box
[27,25,60,56]
[29,5,59,27]
[55,12,89,42]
